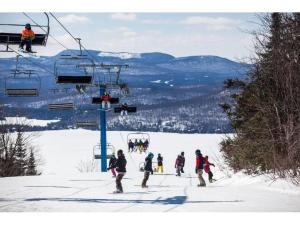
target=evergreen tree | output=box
[14,131,27,176]
[26,149,37,175]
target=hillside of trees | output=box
[220,13,300,183]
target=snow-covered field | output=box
[0,129,300,212]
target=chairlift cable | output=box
[49,13,99,63]
[2,44,55,75]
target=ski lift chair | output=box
[5,70,41,97]
[54,56,94,84]
[48,102,74,110]
[93,143,115,160]
[76,121,98,128]
[127,132,150,149]
[114,106,137,113]
[0,13,50,52]
[91,97,119,104]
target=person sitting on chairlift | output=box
[138,139,144,153]
[134,139,138,152]
[101,92,111,110]
[19,23,35,53]
[128,139,135,152]
[143,139,149,151]
[120,103,129,116]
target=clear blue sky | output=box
[0,13,260,60]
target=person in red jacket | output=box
[19,23,35,53]
[204,156,216,183]
[175,154,184,176]
[101,92,111,110]
[195,149,206,187]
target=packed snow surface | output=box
[0,129,300,212]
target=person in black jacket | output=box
[142,152,154,188]
[180,152,185,173]
[157,153,163,173]
[114,149,127,193]
[195,149,206,187]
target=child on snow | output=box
[204,156,216,183]
[142,152,154,188]
[107,154,117,177]
[157,153,163,173]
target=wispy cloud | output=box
[110,13,137,21]
[141,18,173,25]
[57,14,91,24]
[180,16,240,30]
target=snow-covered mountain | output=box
[0,50,250,133]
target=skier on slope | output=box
[157,153,163,173]
[107,154,117,177]
[114,149,127,193]
[204,155,216,183]
[19,23,35,53]
[195,149,206,187]
[142,152,154,188]
[175,153,184,176]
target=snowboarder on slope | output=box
[175,154,184,176]
[142,152,154,188]
[180,151,185,173]
[204,155,216,183]
[107,154,117,177]
[114,149,127,193]
[195,149,206,187]
[19,23,35,53]
[157,153,163,173]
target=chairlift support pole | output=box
[100,86,107,172]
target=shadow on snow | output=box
[25,196,243,205]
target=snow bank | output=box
[3,117,60,127]
[98,51,141,59]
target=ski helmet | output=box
[117,149,123,156]
[181,151,184,156]
[195,149,201,155]
[25,23,31,29]
[148,152,154,158]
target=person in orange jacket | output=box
[19,23,35,53]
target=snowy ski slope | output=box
[0,129,300,212]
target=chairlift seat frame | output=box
[0,13,50,52]
[5,69,41,97]
[114,106,137,113]
[6,88,38,97]
[48,103,74,110]
[76,121,98,128]
[93,143,115,160]
[92,97,119,104]
[127,132,150,144]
